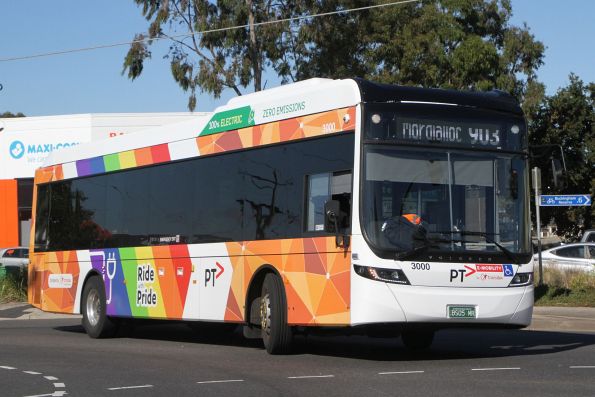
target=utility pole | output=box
[532,167,543,285]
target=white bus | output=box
[29,78,533,354]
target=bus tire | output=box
[82,275,117,338]
[260,273,292,354]
[401,329,435,350]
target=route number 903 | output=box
[411,262,430,270]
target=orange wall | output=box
[0,179,19,247]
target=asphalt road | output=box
[1,316,594,397]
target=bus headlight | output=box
[509,272,533,287]
[354,265,410,285]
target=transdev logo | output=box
[9,140,25,159]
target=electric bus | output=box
[28,78,533,354]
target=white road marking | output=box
[23,371,42,375]
[53,383,65,388]
[196,379,245,384]
[107,385,154,391]
[23,393,66,397]
[44,376,58,381]
[570,366,595,369]
[288,375,335,379]
[379,371,425,375]
[0,366,16,370]
[471,367,520,371]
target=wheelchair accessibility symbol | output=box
[503,265,514,277]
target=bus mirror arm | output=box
[324,200,350,249]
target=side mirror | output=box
[324,200,341,233]
[551,158,566,189]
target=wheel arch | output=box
[244,264,285,325]
[79,269,103,314]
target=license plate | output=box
[448,305,477,319]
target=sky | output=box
[0,0,594,117]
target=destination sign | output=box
[365,106,526,151]
[396,118,506,147]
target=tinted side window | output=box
[39,133,355,250]
[244,134,354,240]
[105,168,150,247]
[148,161,195,244]
[34,184,50,249]
[72,176,108,249]
[555,246,585,259]
[192,153,244,243]
[243,146,301,240]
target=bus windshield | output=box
[362,146,530,259]
[361,104,531,261]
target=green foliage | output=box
[529,75,594,240]
[534,267,595,307]
[124,0,290,110]
[0,272,28,304]
[124,0,545,111]
[0,111,25,118]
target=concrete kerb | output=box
[1,303,593,332]
[529,306,595,333]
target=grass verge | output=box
[534,267,595,307]
[0,271,28,304]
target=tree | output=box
[123,0,291,111]
[125,0,545,111]
[529,74,595,240]
[0,112,25,118]
[287,0,545,113]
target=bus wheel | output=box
[82,276,117,338]
[260,273,292,354]
[401,330,435,350]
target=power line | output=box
[0,0,420,63]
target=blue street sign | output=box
[539,194,592,207]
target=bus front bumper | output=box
[351,279,533,328]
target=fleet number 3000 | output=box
[411,262,430,270]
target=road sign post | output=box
[532,168,543,285]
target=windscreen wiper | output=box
[456,231,520,265]
[394,236,448,261]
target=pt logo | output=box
[9,140,25,159]
[450,265,476,282]
[205,262,225,287]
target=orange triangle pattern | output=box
[197,107,356,156]
[41,250,80,313]
[226,236,351,326]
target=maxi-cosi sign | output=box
[1,129,90,179]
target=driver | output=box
[381,213,428,250]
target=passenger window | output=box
[555,246,585,259]
[306,171,351,233]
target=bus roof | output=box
[41,78,522,170]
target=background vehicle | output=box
[581,230,595,243]
[0,246,29,277]
[535,243,595,272]
[29,78,534,354]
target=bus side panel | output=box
[226,236,351,326]
[33,236,351,325]
[38,250,82,314]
